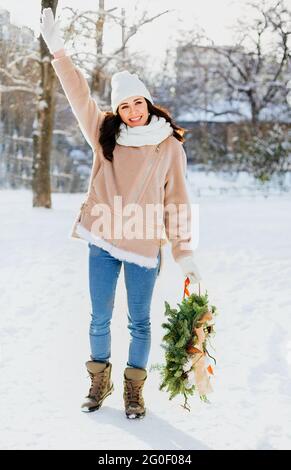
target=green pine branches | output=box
[159,291,217,411]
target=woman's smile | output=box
[129,116,142,122]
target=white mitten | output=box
[177,255,202,285]
[40,7,65,54]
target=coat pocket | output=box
[77,201,87,223]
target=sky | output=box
[1,0,290,70]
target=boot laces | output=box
[88,370,106,398]
[125,380,143,406]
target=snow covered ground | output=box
[1,171,291,450]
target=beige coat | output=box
[52,55,194,269]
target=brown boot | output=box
[81,361,114,412]
[123,366,147,419]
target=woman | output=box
[40,8,202,419]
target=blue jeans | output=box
[88,243,161,369]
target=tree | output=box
[212,0,290,126]
[32,0,58,208]
[62,1,170,104]
[0,10,40,188]
[172,0,291,177]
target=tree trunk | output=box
[32,0,58,208]
[90,0,105,97]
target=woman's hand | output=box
[40,7,64,55]
[177,255,202,285]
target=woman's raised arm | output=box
[40,8,104,150]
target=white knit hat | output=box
[111,70,154,114]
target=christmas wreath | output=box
[159,278,218,411]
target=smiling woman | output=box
[100,68,185,162]
[40,6,202,421]
[110,69,154,128]
[118,96,149,127]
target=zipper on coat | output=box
[134,144,162,205]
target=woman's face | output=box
[117,96,149,127]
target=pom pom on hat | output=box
[111,70,154,114]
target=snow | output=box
[187,168,291,197]
[177,100,291,123]
[38,100,48,111]
[1,172,291,450]
[177,100,252,123]
[69,149,87,161]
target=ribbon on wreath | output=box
[183,277,214,396]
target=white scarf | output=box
[116,114,173,146]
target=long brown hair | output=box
[99,98,186,162]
